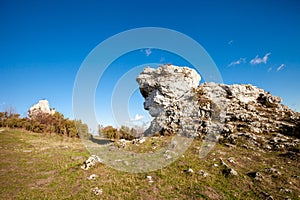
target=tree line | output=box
[98,125,143,140]
[0,110,89,138]
[0,107,145,140]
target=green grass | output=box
[0,128,299,199]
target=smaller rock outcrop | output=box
[81,155,102,170]
[28,100,55,119]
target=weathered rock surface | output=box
[137,64,201,136]
[81,155,102,170]
[137,64,200,117]
[28,99,55,119]
[137,65,300,150]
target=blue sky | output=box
[1,0,300,127]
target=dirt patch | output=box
[202,186,223,200]
[38,170,58,176]
[71,156,86,162]
[29,177,54,188]
[137,186,161,200]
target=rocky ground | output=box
[1,128,299,199]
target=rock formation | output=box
[28,99,56,119]
[137,64,201,136]
[137,65,300,150]
[137,64,200,117]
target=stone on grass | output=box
[184,168,194,173]
[81,155,102,170]
[146,175,154,183]
[91,187,103,195]
[198,170,209,177]
[87,174,98,180]
[247,171,264,181]
[222,168,238,177]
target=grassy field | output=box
[0,128,299,199]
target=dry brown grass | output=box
[0,128,299,199]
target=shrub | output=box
[0,110,88,138]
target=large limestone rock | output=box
[137,65,200,117]
[137,65,201,136]
[137,65,300,147]
[28,99,55,119]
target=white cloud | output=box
[228,58,246,67]
[267,67,272,72]
[228,40,234,45]
[250,52,271,65]
[277,64,285,71]
[145,48,152,56]
[132,114,144,121]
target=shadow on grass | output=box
[89,135,113,145]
